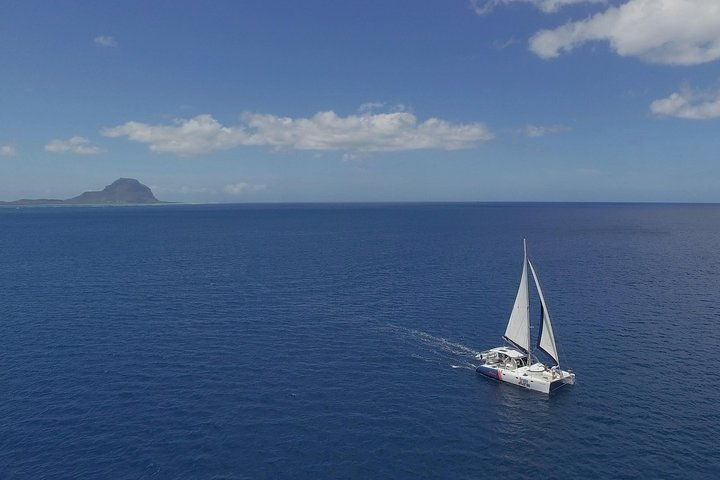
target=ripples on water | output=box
[0,203,718,479]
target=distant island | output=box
[0,178,164,205]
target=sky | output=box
[1,0,719,203]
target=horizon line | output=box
[3,200,720,208]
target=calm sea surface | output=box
[1,203,718,479]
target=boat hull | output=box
[476,364,575,394]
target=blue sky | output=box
[1,0,719,202]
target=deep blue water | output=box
[1,203,719,479]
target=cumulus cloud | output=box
[102,109,494,156]
[102,115,247,155]
[244,110,493,151]
[94,35,118,48]
[524,124,569,137]
[470,0,605,15]
[650,87,720,119]
[0,145,16,156]
[223,182,268,195]
[530,0,720,65]
[45,136,104,154]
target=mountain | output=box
[65,178,160,204]
[0,178,163,205]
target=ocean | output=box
[1,203,718,479]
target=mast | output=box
[524,239,532,366]
[503,239,531,355]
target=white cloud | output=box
[524,124,569,137]
[470,0,605,15]
[244,110,494,152]
[492,38,520,50]
[94,35,118,48]
[102,115,247,155]
[0,145,16,156]
[223,182,268,195]
[650,87,720,119]
[102,109,494,156]
[45,136,104,154]
[358,102,386,113]
[530,0,720,65]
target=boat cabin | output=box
[478,347,528,370]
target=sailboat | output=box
[476,240,575,393]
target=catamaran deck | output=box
[476,347,574,393]
[476,361,574,393]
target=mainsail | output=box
[529,260,560,366]
[503,245,530,353]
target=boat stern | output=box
[549,369,575,391]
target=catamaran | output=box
[476,240,575,393]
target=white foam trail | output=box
[384,324,482,366]
[401,327,480,357]
[452,362,479,369]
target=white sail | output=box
[503,246,530,353]
[528,260,560,366]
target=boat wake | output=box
[383,324,480,370]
